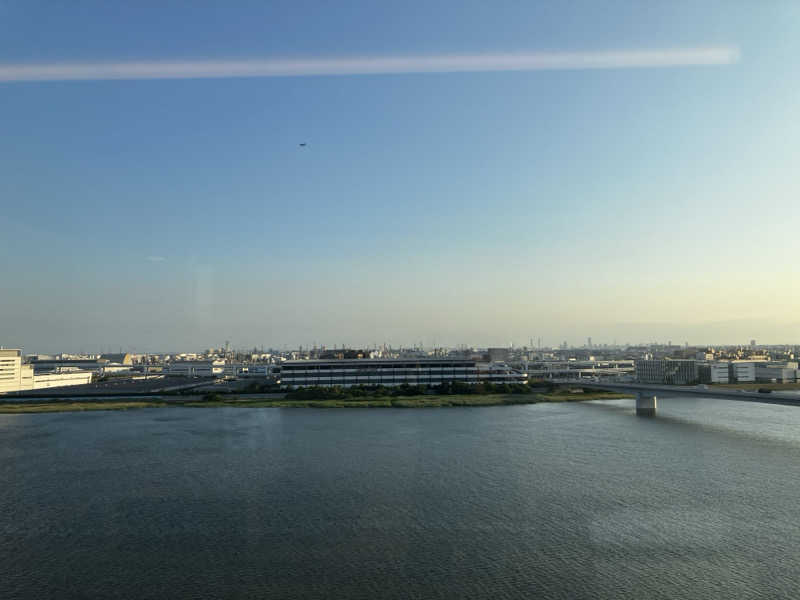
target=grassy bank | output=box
[0,401,166,414]
[181,394,529,408]
[715,382,800,391]
[0,391,633,413]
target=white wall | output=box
[32,371,93,389]
[732,362,756,383]
[710,363,729,384]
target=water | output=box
[2,397,800,599]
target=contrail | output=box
[0,47,739,83]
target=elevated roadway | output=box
[554,380,800,415]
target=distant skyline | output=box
[11,320,800,356]
[2,2,800,353]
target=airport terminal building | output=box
[277,358,527,388]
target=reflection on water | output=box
[2,398,800,599]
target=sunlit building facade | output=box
[0,349,93,394]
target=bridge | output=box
[554,380,800,416]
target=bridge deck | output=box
[556,381,800,408]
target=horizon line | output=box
[0,46,740,83]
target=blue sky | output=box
[2,1,799,352]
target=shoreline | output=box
[0,392,633,414]
[0,392,632,414]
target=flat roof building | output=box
[635,359,698,385]
[277,358,526,388]
[163,360,225,378]
[698,362,730,384]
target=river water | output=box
[2,397,800,599]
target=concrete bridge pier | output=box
[635,393,657,416]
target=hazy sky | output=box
[2,1,800,353]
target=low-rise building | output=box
[238,365,271,378]
[163,360,225,377]
[277,358,526,388]
[30,370,94,390]
[28,357,131,375]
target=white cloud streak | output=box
[0,47,739,83]
[146,255,166,262]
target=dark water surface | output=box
[2,398,800,599]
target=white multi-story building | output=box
[0,349,32,394]
[756,364,797,383]
[730,361,756,383]
[710,362,730,384]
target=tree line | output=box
[285,380,554,400]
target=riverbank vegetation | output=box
[0,384,632,414]
[282,381,632,403]
[0,401,166,414]
[188,394,537,408]
[195,386,631,408]
[285,381,540,401]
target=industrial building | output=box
[524,359,634,379]
[277,358,527,388]
[0,349,93,394]
[697,360,798,384]
[730,361,756,383]
[755,363,798,383]
[698,362,731,384]
[162,360,226,377]
[635,359,698,385]
[237,365,271,377]
[99,353,133,365]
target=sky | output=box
[2,1,800,353]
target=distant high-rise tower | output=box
[750,339,756,347]
[587,337,592,348]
